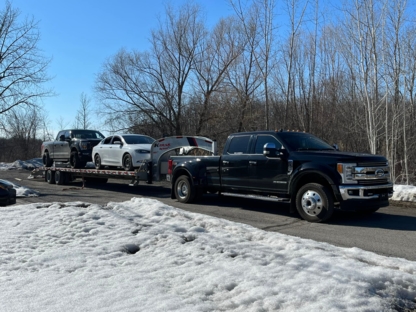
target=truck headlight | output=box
[337,163,357,184]
[80,141,89,150]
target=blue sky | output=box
[9,0,234,134]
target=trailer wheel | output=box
[174,175,196,203]
[122,154,133,171]
[55,171,66,185]
[46,170,55,184]
[43,151,53,167]
[295,183,334,222]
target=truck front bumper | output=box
[338,183,393,210]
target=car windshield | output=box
[122,135,155,145]
[72,130,105,140]
[278,132,335,151]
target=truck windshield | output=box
[278,132,335,151]
[72,130,105,140]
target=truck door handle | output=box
[222,161,229,165]
[249,161,257,165]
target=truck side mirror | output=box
[333,144,339,151]
[263,143,278,157]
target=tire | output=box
[122,154,133,171]
[55,171,66,185]
[70,151,86,169]
[94,154,103,170]
[46,170,55,184]
[295,183,334,222]
[43,151,53,167]
[174,175,196,203]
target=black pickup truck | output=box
[168,130,393,222]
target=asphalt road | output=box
[2,169,416,262]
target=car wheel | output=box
[46,170,55,184]
[122,154,133,171]
[70,151,86,169]
[295,183,334,222]
[43,151,53,167]
[174,175,196,203]
[94,154,103,170]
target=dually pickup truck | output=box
[168,130,393,222]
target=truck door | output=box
[53,131,69,160]
[248,134,288,193]
[221,135,252,190]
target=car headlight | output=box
[337,163,357,184]
[135,149,150,154]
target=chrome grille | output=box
[358,179,389,185]
[357,162,388,167]
[352,160,390,184]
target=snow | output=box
[0,159,416,311]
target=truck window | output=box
[56,131,65,141]
[227,136,250,154]
[254,135,282,154]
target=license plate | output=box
[166,175,171,182]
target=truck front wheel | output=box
[295,183,334,222]
[70,151,86,169]
[174,175,196,203]
[43,151,53,167]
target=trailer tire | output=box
[295,183,334,222]
[55,171,66,185]
[46,170,55,184]
[174,175,196,203]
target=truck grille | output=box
[353,162,390,183]
[357,162,388,167]
[358,179,389,185]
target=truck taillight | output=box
[168,159,173,175]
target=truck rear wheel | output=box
[296,183,334,222]
[174,175,196,203]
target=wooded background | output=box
[1,0,416,184]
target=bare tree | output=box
[0,1,51,115]
[95,2,205,137]
[73,92,93,129]
[191,16,244,135]
[0,105,46,161]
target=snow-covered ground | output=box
[0,159,416,311]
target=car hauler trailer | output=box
[37,136,217,187]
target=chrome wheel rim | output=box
[301,190,323,216]
[176,180,188,200]
[124,155,131,169]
